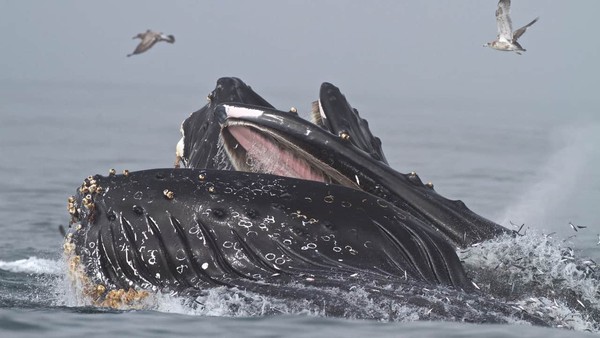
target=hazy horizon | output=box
[1,0,598,112]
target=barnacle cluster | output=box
[65,250,150,308]
[67,196,78,224]
[100,288,150,308]
[163,189,174,199]
[73,175,105,224]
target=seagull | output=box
[484,0,538,55]
[127,30,175,57]
[569,221,587,232]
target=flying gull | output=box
[127,30,175,57]
[484,0,538,55]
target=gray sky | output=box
[1,0,598,110]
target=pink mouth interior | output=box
[226,125,328,183]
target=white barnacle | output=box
[238,219,253,229]
[175,248,186,261]
[201,262,209,270]
[148,250,157,265]
[176,265,187,274]
[376,199,388,208]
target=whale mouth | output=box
[221,120,359,188]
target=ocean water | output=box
[0,79,599,337]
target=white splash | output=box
[460,232,600,331]
[0,257,62,275]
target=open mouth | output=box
[220,120,358,189]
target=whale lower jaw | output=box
[65,168,474,308]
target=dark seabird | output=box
[484,0,538,55]
[127,29,175,57]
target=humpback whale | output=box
[65,77,519,315]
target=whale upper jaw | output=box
[176,77,274,170]
[217,104,359,189]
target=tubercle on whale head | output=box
[338,130,351,141]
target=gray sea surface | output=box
[0,79,599,336]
